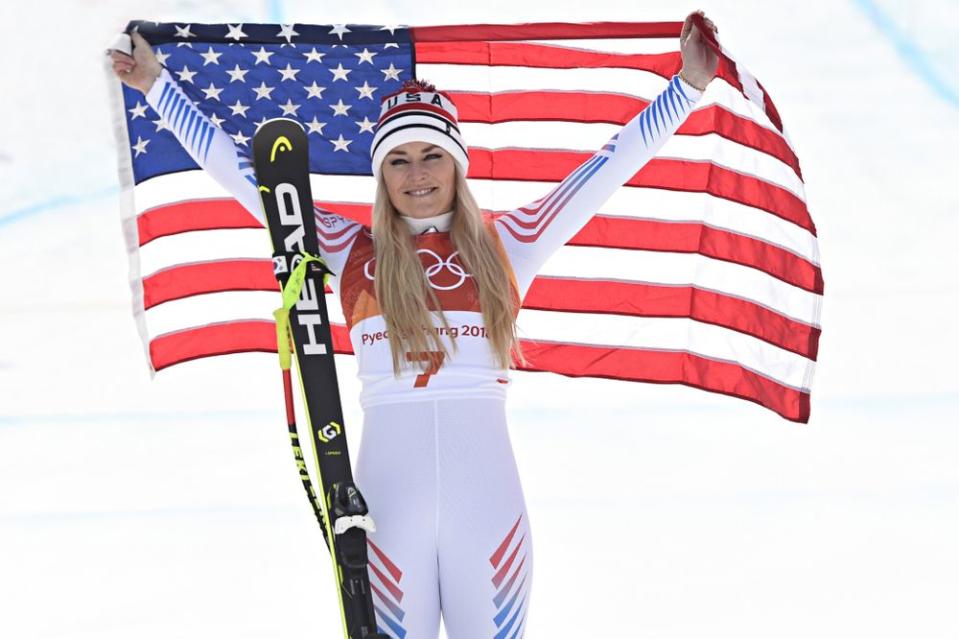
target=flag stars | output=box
[380,63,402,81]
[254,116,270,129]
[229,100,251,117]
[277,24,299,42]
[279,99,301,116]
[329,24,351,40]
[174,24,195,39]
[225,24,248,41]
[252,81,275,100]
[302,47,325,63]
[251,47,274,65]
[384,42,400,49]
[152,117,170,132]
[226,64,249,82]
[379,24,401,34]
[175,65,197,83]
[304,81,326,99]
[355,116,375,134]
[200,47,222,65]
[354,48,377,65]
[305,116,326,135]
[277,63,300,81]
[330,63,351,82]
[329,99,352,116]
[231,130,251,146]
[131,135,150,157]
[354,81,376,100]
[128,101,148,120]
[210,113,225,128]
[331,134,353,152]
[201,83,223,101]
[154,49,170,66]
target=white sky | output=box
[1,1,957,638]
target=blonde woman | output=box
[111,11,718,638]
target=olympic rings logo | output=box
[363,249,472,291]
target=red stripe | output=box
[149,320,353,371]
[490,514,523,568]
[471,150,814,235]
[758,78,785,134]
[411,22,683,43]
[368,562,404,603]
[139,259,818,359]
[138,199,262,245]
[137,199,372,246]
[142,259,277,309]
[491,534,524,589]
[416,40,680,73]
[148,322,810,422]
[449,92,802,180]
[524,278,820,360]
[567,216,822,294]
[516,341,811,423]
[367,539,403,583]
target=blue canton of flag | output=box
[121,21,412,182]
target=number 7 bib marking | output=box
[405,351,445,388]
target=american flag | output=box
[108,20,821,422]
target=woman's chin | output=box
[404,204,442,219]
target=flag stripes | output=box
[111,20,821,421]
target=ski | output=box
[251,118,386,639]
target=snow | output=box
[1,1,957,637]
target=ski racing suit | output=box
[144,68,703,639]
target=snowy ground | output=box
[2,1,958,638]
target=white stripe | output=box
[528,37,681,55]
[145,290,347,339]
[539,245,821,326]
[134,171,819,266]
[139,229,270,278]
[515,309,812,391]
[459,121,805,198]
[133,171,376,217]
[420,62,674,98]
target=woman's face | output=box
[381,141,456,219]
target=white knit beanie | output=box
[370,79,469,180]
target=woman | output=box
[111,11,718,637]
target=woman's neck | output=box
[400,210,453,234]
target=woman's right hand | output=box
[110,31,162,95]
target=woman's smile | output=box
[382,141,457,219]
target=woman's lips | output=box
[406,187,436,197]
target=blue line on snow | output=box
[0,409,275,427]
[0,186,119,228]
[852,0,959,107]
[266,0,284,23]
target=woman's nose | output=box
[407,161,429,181]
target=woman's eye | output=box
[425,153,441,160]
[389,158,408,166]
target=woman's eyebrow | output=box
[386,145,439,156]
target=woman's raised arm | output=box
[494,11,720,297]
[109,31,363,277]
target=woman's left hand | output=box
[680,10,720,91]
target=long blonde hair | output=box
[372,167,523,374]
